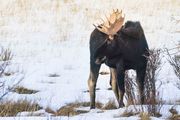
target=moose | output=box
[87,9,149,109]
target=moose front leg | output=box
[88,61,101,109]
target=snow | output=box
[0,0,180,119]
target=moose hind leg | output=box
[117,71,125,107]
[116,61,125,108]
[110,68,119,106]
[88,62,101,109]
[137,68,146,104]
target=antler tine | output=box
[113,9,115,13]
[93,24,97,28]
[116,9,118,13]
[105,14,111,27]
[117,10,124,20]
[100,18,106,24]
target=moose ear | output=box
[122,27,142,39]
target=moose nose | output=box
[95,56,107,64]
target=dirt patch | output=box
[48,73,60,77]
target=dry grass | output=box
[13,86,38,94]
[3,72,13,76]
[56,101,103,116]
[168,108,180,120]
[139,112,151,120]
[56,106,80,116]
[120,109,154,119]
[169,114,180,120]
[102,100,117,110]
[120,109,139,117]
[46,101,103,116]
[0,100,42,116]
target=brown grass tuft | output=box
[45,101,103,116]
[56,105,79,116]
[169,114,180,120]
[168,108,180,120]
[0,100,42,116]
[139,112,151,120]
[102,100,117,110]
[13,87,38,94]
[120,110,139,117]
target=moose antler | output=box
[94,9,125,40]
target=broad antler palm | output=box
[94,9,125,40]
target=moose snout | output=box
[95,56,107,64]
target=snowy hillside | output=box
[0,0,180,120]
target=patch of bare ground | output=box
[83,88,100,93]
[48,73,60,77]
[176,100,180,105]
[99,71,109,75]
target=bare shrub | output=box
[0,100,41,116]
[167,53,180,79]
[123,49,163,117]
[0,47,13,77]
[0,47,25,101]
[165,43,180,89]
[122,49,162,117]
[0,47,14,100]
[144,49,162,117]
[124,71,137,106]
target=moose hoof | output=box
[119,103,125,108]
[90,106,95,109]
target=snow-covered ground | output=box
[0,0,180,119]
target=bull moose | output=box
[87,9,149,109]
